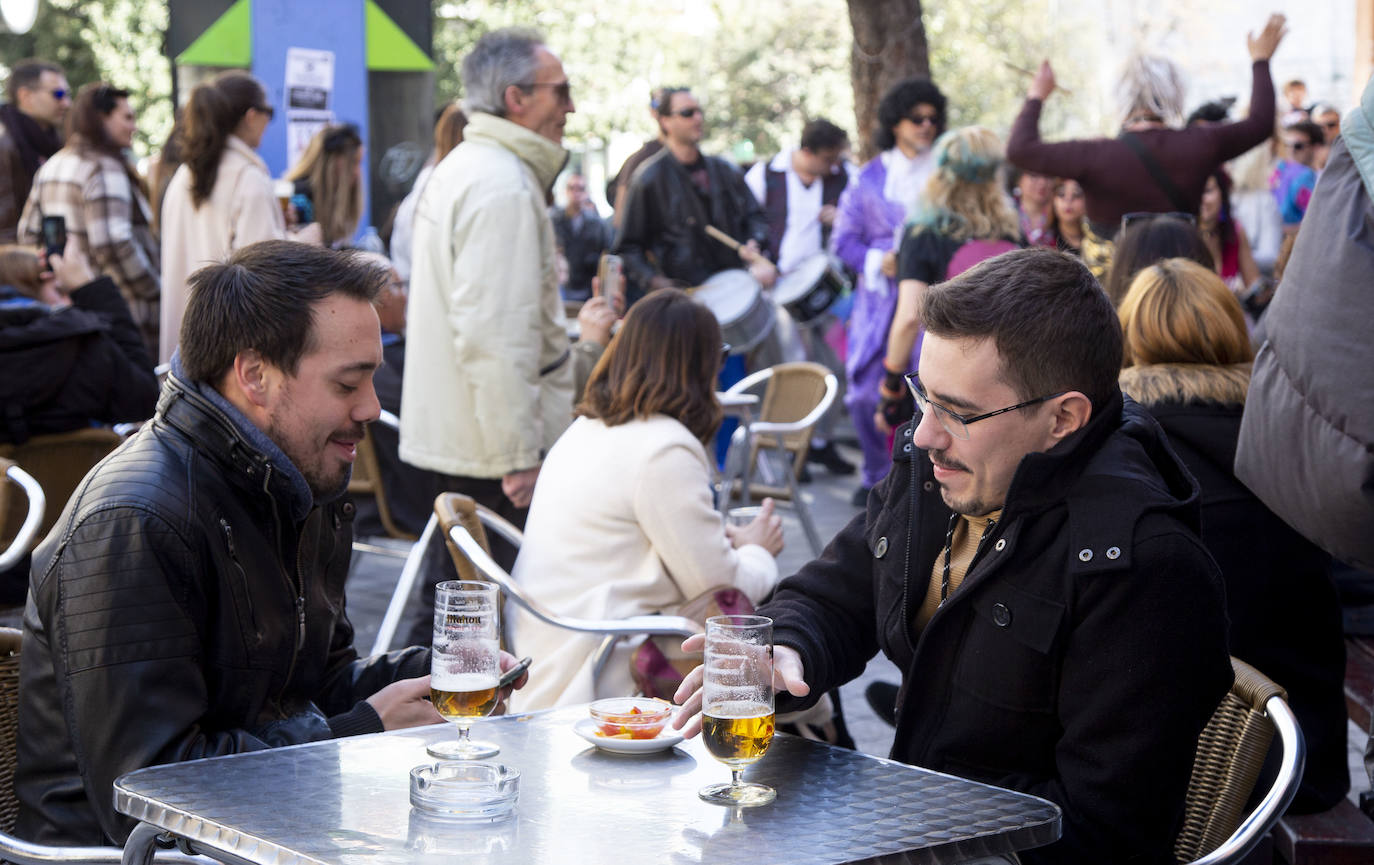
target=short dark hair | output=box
[1185,99,1233,127]
[875,78,946,151]
[577,289,723,445]
[1105,217,1212,307]
[800,118,847,153]
[180,240,386,385]
[6,59,63,104]
[920,248,1122,414]
[1284,119,1325,146]
[655,87,692,119]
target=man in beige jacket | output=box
[400,27,577,548]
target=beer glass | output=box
[427,581,502,759]
[698,614,776,806]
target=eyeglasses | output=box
[1120,211,1197,233]
[905,372,1066,440]
[672,106,703,119]
[1285,140,1309,151]
[906,112,938,127]
[50,88,68,101]
[519,80,573,104]
[253,104,275,121]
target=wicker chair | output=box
[0,462,45,572]
[1174,657,1306,865]
[434,492,698,685]
[346,410,417,544]
[0,428,122,554]
[0,627,201,865]
[719,362,837,556]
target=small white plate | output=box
[573,717,684,754]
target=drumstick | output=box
[704,224,742,251]
[1003,61,1074,97]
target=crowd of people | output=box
[1,10,1372,864]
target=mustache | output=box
[929,450,970,473]
[333,424,367,444]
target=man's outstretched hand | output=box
[670,637,809,738]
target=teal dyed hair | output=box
[908,126,1020,243]
[933,128,1002,185]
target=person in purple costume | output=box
[832,78,946,505]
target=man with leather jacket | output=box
[614,88,774,304]
[675,249,1233,864]
[14,240,526,846]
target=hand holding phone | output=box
[498,656,533,689]
[41,215,66,259]
[597,253,625,316]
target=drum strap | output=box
[764,163,850,261]
[538,349,570,377]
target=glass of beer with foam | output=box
[427,580,502,759]
[698,614,776,806]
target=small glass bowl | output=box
[588,697,674,740]
[409,761,519,822]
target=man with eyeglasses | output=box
[615,87,773,303]
[1272,120,1323,232]
[0,58,70,243]
[675,248,1232,863]
[402,27,578,552]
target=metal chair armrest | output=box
[724,367,773,396]
[375,409,400,431]
[737,374,837,437]
[0,464,45,572]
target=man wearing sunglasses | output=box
[1273,120,1323,231]
[0,58,70,243]
[679,248,1231,863]
[615,87,772,303]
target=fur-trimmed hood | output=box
[1119,362,1251,409]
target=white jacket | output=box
[400,113,573,478]
[508,415,779,711]
[158,136,285,363]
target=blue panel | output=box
[251,0,370,233]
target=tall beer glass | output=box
[427,580,501,759]
[698,614,776,806]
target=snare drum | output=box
[691,270,775,353]
[772,253,851,323]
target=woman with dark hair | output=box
[18,82,160,356]
[1198,169,1260,295]
[1118,258,1348,814]
[158,71,318,363]
[284,123,364,248]
[1005,163,1055,247]
[832,77,947,505]
[1103,213,1212,306]
[508,289,783,711]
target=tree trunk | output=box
[847,0,930,163]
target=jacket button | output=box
[903,426,913,438]
[994,538,1006,552]
[1078,548,1093,562]
[875,537,889,558]
[341,501,356,518]
[992,603,1012,627]
[922,481,934,492]
[1106,546,1121,560]
[902,443,913,453]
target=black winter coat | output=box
[15,374,429,845]
[762,393,1232,865]
[614,149,768,301]
[1123,361,1348,814]
[0,276,157,444]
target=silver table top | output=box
[115,707,1060,865]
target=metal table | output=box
[115,707,1060,865]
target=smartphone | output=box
[41,215,66,258]
[498,656,533,689]
[598,253,625,314]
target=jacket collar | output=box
[224,134,269,174]
[1119,362,1250,409]
[155,358,315,523]
[463,112,568,193]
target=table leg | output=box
[120,822,162,865]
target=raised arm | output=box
[1005,61,1094,180]
[1206,15,1285,162]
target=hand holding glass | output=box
[428,581,502,760]
[699,615,776,806]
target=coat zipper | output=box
[261,464,305,711]
[219,518,257,630]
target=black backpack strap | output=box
[1119,132,1191,213]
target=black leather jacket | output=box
[15,374,429,845]
[614,149,768,302]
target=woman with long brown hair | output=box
[508,289,782,711]
[1117,258,1347,813]
[158,71,318,363]
[284,123,364,248]
[19,82,161,356]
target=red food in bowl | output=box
[589,698,673,739]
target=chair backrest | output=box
[1175,657,1307,865]
[725,362,837,493]
[0,429,122,551]
[0,464,44,573]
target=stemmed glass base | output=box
[699,771,775,807]
[427,723,499,759]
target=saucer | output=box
[573,717,684,754]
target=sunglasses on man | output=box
[673,106,703,119]
[519,80,573,104]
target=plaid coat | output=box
[19,147,160,356]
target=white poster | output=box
[285,47,334,111]
[286,110,333,172]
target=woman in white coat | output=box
[509,289,783,711]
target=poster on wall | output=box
[284,47,335,170]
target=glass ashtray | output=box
[409,761,519,822]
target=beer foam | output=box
[431,671,499,692]
[704,699,772,719]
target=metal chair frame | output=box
[0,463,45,572]
[719,363,837,556]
